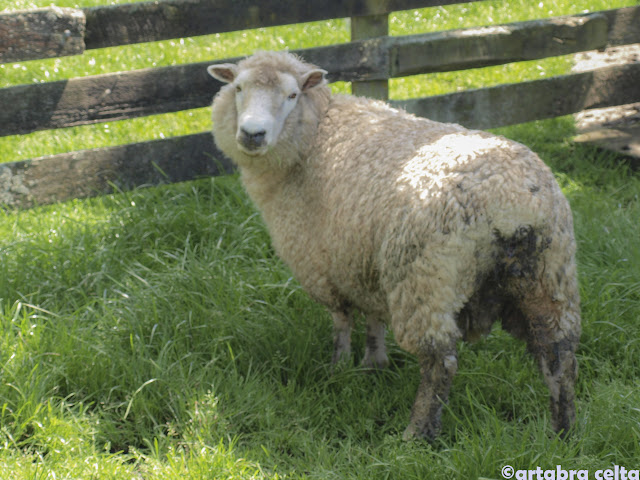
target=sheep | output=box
[207,50,581,440]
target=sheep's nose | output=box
[240,127,266,146]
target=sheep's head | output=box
[208,52,327,157]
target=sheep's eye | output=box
[235,85,242,93]
[288,92,297,100]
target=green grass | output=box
[2,0,640,478]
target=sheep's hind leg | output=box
[361,317,389,370]
[403,338,458,441]
[331,310,353,364]
[510,275,580,437]
[524,300,579,437]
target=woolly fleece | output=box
[209,51,581,439]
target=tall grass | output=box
[1,0,640,478]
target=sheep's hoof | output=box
[402,420,439,442]
[402,425,418,442]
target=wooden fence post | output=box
[350,14,389,100]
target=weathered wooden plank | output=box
[0,132,232,209]
[351,14,389,100]
[0,61,218,137]
[0,40,388,138]
[83,0,481,49]
[392,63,640,130]
[0,7,85,64]
[390,8,634,76]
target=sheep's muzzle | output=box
[237,127,268,155]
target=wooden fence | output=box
[1,0,639,208]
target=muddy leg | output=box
[331,310,352,364]
[361,317,389,369]
[512,273,580,437]
[403,340,458,441]
[527,311,579,437]
[538,339,578,436]
[500,222,581,436]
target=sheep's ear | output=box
[207,64,238,83]
[301,69,328,91]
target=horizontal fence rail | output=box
[83,0,481,50]
[394,62,640,130]
[1,1,639,208]
[0,133,232,208]
[0,0,482,63]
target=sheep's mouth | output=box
[238,142,268,156]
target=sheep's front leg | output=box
[331,310,352,364]
[403,342,458,441]
[361,317,389,369]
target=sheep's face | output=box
[208,61,327,157]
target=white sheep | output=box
[207,51,581,440]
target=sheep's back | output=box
[314,95,560,236]
[305,95,570,312]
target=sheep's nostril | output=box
[250,130,266,144]
[240,128,266,146]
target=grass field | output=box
[1,0,640,479]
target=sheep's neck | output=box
[239,164,292,213]
[240,160,319,234]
